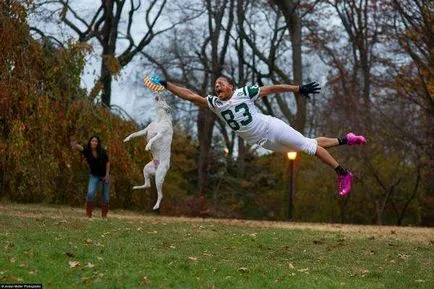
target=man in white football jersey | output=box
[149,75,366,197]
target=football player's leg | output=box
[267,117,353,197]
[317,133,367,148]
[262,139,289,152]
[315,137,339,148]
[266,117,318,155]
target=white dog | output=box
[124,95,173,210]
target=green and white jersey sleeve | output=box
[242,85,260,102]
[206,85,270,145]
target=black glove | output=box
[160,79,168,88]
[299,82,321,96]
[150,75,168,88]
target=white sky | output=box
[30,0,178,123]
[29,0,330,128]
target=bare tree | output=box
[389,0,434,226]
[273,0,305,131]
[196,0,235,197]
[236,0,313,133]
[33,0,188,105]
[306,0,384,131]
[143,0,236,198]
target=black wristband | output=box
[160,79,168,88]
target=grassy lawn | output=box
[0,204,433,289]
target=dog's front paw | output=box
[123,136,130,142]
[145,144,152,151]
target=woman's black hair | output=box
[87,135,104,157]
[216,75,236,89]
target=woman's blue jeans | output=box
[86,174,110,203]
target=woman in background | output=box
[71,135,110,218]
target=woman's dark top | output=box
[81,147,109,177]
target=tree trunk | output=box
[237,136,246,177]
[236,1,246,178]
[100,67,112,106]
[100,0,116,106]
[197,108,216,196]
[275,0,305,132]
[290,11,305,132]
[421,117,434,226]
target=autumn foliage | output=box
[0,2,197,211]
[1,1,432,226]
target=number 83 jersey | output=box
[207,85,271,145]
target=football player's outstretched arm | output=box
[259,82,321,97]
[164,82,208,108]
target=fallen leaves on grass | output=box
[1,274,23,282]
[188,257,198,263]
[351,269,370,277]
[54,220,68,225]
[398,253,410,260]
[95,242,104,247]
[360,269,369,277]
[297,268,309,274]
[238,267,248,273]
[68,261,80,268]
[24,249,34,258]
[142,276,150,285]
[3,242,14,250]
[85,263,95,268]
[81,271,104,283]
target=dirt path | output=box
[1,203,433,243]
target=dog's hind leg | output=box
[133,161,155,189]
[152,160,170,210]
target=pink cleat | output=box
[338,171,353,197]
[346,132,367,145]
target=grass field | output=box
[0,203,433,289]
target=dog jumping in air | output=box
[124,94,173,210]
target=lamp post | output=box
[287,151,297,220]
